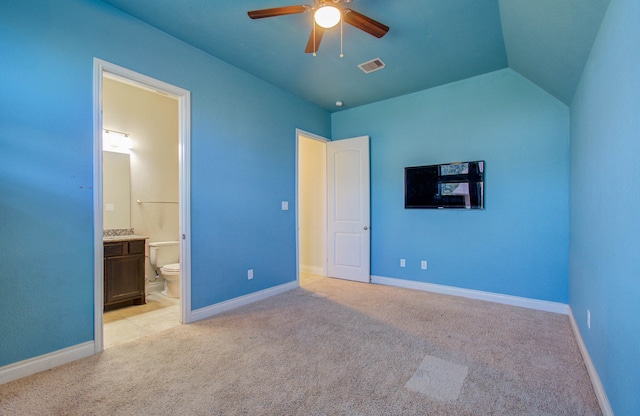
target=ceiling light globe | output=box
[314,6,341,29]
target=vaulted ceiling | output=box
[98,0,610,112]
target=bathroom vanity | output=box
[103,237,146,310]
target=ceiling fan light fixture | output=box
[314,5,341,28]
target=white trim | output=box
[295,128,330,143]
[190,281,299,323]
[146,281,165,293]
[295,129,330,283]
[93,59,105,353]
[0,342,94,385]
[568,308,614,416]
[371,275,569,314]
[177,75,193,324]
[93,59,193,347]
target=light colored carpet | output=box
[0,274,601,415]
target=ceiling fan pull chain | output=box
[314,25,317,56]
[340,15,344,58]
[312,13,317,57]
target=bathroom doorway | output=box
[93,59,192,352]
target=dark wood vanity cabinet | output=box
[104,239,145,310]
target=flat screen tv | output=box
[405,161,484,209]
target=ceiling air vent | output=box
[358,58,385,74]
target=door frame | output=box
[92,58,192,353]
[295,129,329,283]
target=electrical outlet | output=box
[587,309,591,329]
[400,259,406,267]
[248,269,254,280]
[421,260,427,270]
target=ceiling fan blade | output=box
[248,5,310,19]
[343,9,389,38]
[305,25,325,54]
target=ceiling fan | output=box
[247,0,389,55]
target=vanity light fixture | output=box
[103,129,133,154]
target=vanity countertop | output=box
[103,234,149,243]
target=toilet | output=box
[149,241,181,298]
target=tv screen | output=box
[405,161,484,209]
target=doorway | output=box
[297,130,328,280]
[93,59,192,352]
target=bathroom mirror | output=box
[103,151,131,230]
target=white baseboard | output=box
[0,341,95,385]
[191,280,299,322]
[568,308,614,416]
[371,275,569,315]
[146,280,164,293]
[300,265,324,275]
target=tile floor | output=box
[103,292,181,349]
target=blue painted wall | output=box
[570,0,640,414]
[3,2,637,412]
[0,0,329,367]
[332,69,570,303]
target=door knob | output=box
[363,226,369,230]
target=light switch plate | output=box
[281,201,288,210]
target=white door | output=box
[327,136,370,283]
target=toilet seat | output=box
[161,263,180,273]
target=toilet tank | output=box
[149,241,180,268]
